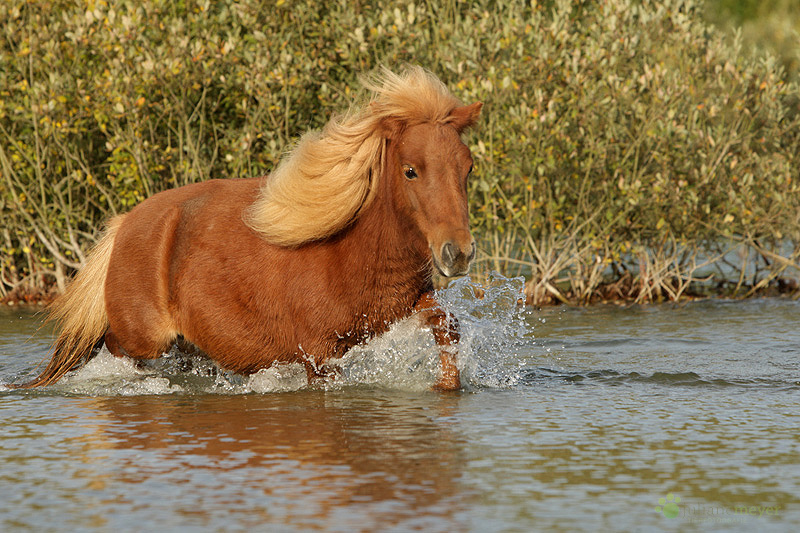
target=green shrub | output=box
[706,0,800,81]
[1,0,798,303]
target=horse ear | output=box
[379,118,405,140]
[370,102,405,140]
[448,102,483,133]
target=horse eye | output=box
[468,164,474,176]
[403,166,418,180]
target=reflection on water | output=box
[95,393,467,526]
[1,392,472,531]
[1,291,800,531]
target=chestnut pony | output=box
[20,66,482,390]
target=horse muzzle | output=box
[433,239,476,278]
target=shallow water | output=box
[1,277,799,532]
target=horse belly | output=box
[172,254,336,374]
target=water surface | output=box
[1,279,799,531]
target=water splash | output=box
[331,316,442,391]
[324,271,535,391]
[247,363,308,393]
[58,348,185,395]
[22,272,535,395]
[50,346,310,396]
[435,271,535,388]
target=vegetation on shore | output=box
[1,0,799,305]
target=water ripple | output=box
[521,367,800,390]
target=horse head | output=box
[381,102,483,277]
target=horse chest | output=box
[324,284,420,354]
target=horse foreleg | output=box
[301,358,341,387]
[414,292,461,391]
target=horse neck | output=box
[342,169,431,290]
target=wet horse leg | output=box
[104,327,172,361]
[102,294,176,363]
[302,357,342,386]
[104,329,128,357]
[414,292,461,390]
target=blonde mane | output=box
[244,65,463,247]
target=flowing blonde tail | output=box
[18,216,125,388]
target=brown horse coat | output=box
[21,66,482,389]
[105,174,432,375]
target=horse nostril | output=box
[442,241,458,266]
[467,241,476,263]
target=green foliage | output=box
[1,0,799,303]
[706,0,800,80]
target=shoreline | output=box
[4,276,797,309]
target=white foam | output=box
[58,348,184,395]
[333,317,442,391]
[64,348,143,381]
[247,363,308,393]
